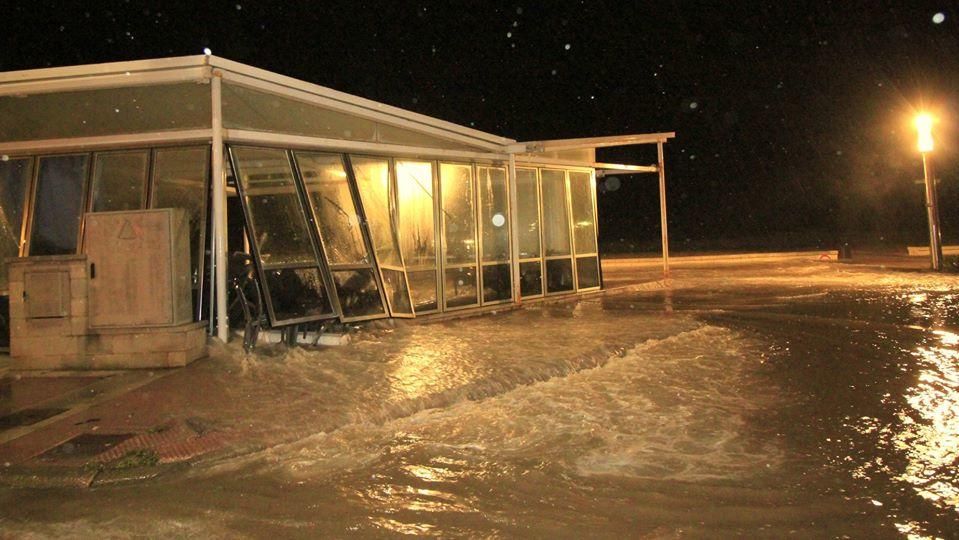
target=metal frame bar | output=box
[568,169,601,293]
[507,132,675,154]
[0,66,212,97]
[0,129,214,157]
[657,142,670,278]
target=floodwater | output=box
[2,263,959,538]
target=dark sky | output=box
[4,1,959,252]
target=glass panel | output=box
[222,83,376,141]
[351,157,400,266]
[381,268,413,315]
[576,256,600,289]
[295,152,368,265]
[516,168,541,259]
[151,146,210,288]
[0,158,31,288]
[440,163,476,265]
[445,266,478,308]
[482,263,511,303]
[541,169,571,257]
[90,150,148,212]
[29,155,88,256]
[569,171,598,254]
[376,123,483,151]
[332,269,385,318]
[232,147,315,266]
[520,261,543,297]
[264,267,333,322]
[407,269,438,312]
[478,166,509,262]
[396,160,438,311]
[546,258,575,294]
[0,84,211,142]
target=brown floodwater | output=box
[1,265,957,538]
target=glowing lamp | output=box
[915,113,935,153]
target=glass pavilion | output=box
[0,56,673,343]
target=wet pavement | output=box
[1,253,958,537]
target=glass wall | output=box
[150,146,210,303]
[0,158,32,289]
[540,169,574,294]
[350,156,414,317]
[569,170,601,290]
[477,166,511,303]
[229,146,335,324]
[294,151,387,320]
[515,167,542,297]
[28,154,89,256]
[395,160,439,313]
[440,163,478,309]
[90,150,149,212]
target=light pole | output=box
[916,113,943,271]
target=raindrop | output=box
[203,47,212,55]
[933,12,945,24]
[0,155,8,162]
[507,31,512,38]
[550,69,557,75]
[114,108,120,113]
[236,3,242,10]
[564,43,571,50]
[604,176,621,192]
[516,7,523,14]
[491,213,506,227]
[689,101,699,110]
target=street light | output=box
[915,113,943,270]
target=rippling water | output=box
[1,266,958,538]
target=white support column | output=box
[657,142,670,279]
[507,153,522,304]
[211,72,229,342]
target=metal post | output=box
[211,72,230,342]
[507,153,522,304]
[657,142,670,278]
[922,152,943,271]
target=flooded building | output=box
[0,56,673,345]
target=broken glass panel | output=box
[396,160,438,312]
[519,261,543,297]
[332,269,383,318]
[29,154,89,256]
[262,267,332,322]
[294,152,368,266]
[444,266,478,308]
[90,150,149,212]
[231,147,314,266]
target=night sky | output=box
[4,1,959,253]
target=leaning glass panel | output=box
[445,266,478,308]
[478,166,510,262]
[151,146,210,289]
[576,256,600,289]
[545,258,574,294]
[519,261,543,297]
[516,168,540,259]
[380,268,413,315]
[90,150,149,212]
[0,158,32,289]
[295,152,368,266]
[332,269,386,318]
[29,155,89,256]
[568,171,598,254]
[0,84,211,142]
[231,147,315,266]
[482,263,511,303]
[351,157,400,266]
[396,160,438,311]
[540,169,571,257]
[440,163,476,265]
[264,267,333,322]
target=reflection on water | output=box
[895,330,959,512]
